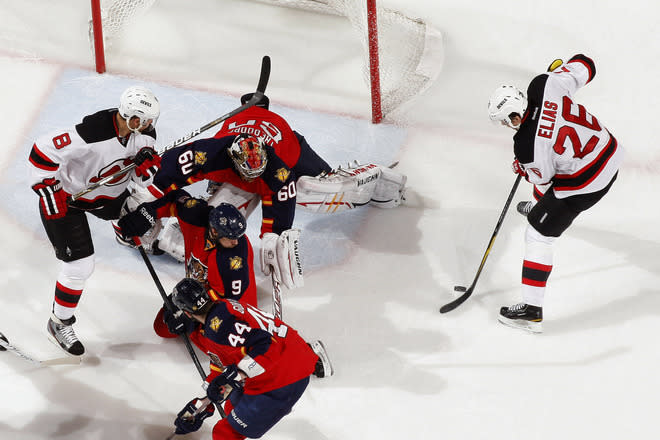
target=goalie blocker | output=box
[260,229,304,289]
[296,163,407,212]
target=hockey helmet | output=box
[487,85,527,129]
[171,278,211,314]
[208,203,247,241]
[119,86,160,134]
[240,92,270,109]
[227,134,268,180]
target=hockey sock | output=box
[521,225,555,307]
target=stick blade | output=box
[439,286,473,313]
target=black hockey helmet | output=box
[240,92,270,109]
[208,203,247,240]
[171,278,212,314]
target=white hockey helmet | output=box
[228,134,268,181]
[119,86,160,134]
[488,85,527,129]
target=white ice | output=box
[1,1,659,439]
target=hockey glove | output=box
[117,204,157,239]
[163,305,196,335]
[133,146,161,179]
[32,178,70,220]
[206,365,244,404]
[174,397,215,435]
[512,159,527,177]
[547,58,564,72]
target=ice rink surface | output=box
[1,1,659,439]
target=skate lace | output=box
[509,303,526,311]
[56,323,79,347]
[518,201,534,215]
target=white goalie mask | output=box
[488,85,527,129]
[119,86,160,134]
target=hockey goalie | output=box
[122,93,407,291]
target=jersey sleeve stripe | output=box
[567,54,596,83]
[29,144,59,171]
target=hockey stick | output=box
[134,239,227,420]
[0,335,82,366]
[439,174,522,313]
[70,55,272,202]
[271,272,283,320]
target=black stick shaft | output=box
[440,174,522,313]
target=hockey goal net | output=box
[89,0,442,123]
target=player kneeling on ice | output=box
[487,55,623,333]
[166,278,333,438]
[135,94,406,282]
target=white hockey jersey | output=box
[513,54,624,199]
[29,109,156,206]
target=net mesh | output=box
[253,0,443,117]
[91,0,156,46]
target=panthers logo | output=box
[209,316,222,332]
[184,198,199,208]
[229,256,243,270]
[186,255,208,282]
[194,151,208,166]
[275,167,290,182]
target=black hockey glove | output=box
[117,204,157,239]
[163,305,196,335]
[173,397,215,435]
[206,365,244,404]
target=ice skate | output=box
[516,201,534,216]
[309,340,334,378]
[47,314,85,356]
[498,303,543,333]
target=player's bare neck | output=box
[115,112,132,138]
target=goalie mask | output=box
[228,134,267,181]
[171,278,211,314]
[208,203,247,242]
[119,86,160,134]
[488,85,527,129]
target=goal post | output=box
[88,0,442,123]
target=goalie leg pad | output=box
[370,166,407,209]
[155,217,185,263]
[260,229,304,289]
[206,182,260,219]
[296,163,382,213]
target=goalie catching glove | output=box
[260,229,304,289]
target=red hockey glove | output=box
[32,178,69,220]
[134,146,161,179]
[512,159,527,177]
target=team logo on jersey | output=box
[229,256,243,270]
[194,151,208,165]
[275,167,290,182]
[209,316,222,332]
[184,198,199,208]
[186,255,208,282]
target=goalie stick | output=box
[0,333,81,366]
[439,175,522,313]
[71,55,272,202]
[271,272,283,321]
